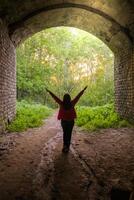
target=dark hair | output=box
[63,93,72,110]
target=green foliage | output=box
[16,27,114,107]
[76,104,133,131]
[7,100,53,132]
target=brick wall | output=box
[0,19,16,133]
[114,45,134,120]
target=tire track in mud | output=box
[33,130,62,200]
[71,143,99,200]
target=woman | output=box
[46,86,87,153]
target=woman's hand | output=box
[46,88,49,93]
[83,86,88,91]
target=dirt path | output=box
[0,113,134,200]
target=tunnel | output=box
[0,0,134,132]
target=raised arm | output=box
[72,86,87,105]
[46,89,62,105]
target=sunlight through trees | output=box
[17,27,114,107]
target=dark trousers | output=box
[61,120,74,148]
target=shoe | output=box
[62,146,69,153]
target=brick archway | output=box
[0,1,133,132]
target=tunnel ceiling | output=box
[0,0,134,52]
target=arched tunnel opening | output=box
[16,26,114,108]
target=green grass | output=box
[7,102,133,133]
[7,100,53,132]
[76,104,133,131]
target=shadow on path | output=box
[51,147,89,200]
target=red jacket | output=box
[48,90,84,120]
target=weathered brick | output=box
[114,45,134,120]
[0,19,16,133]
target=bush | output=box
[76,104,133,131]
[7,100,53,132]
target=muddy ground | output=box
[0,113,134,200]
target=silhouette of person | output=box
[46,86,87,153]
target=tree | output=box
[16,27,114,107]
